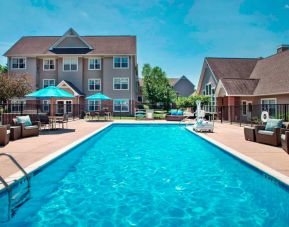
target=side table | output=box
[10,126,21,141]
[244,126,255,142]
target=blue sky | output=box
[0,0,289,84]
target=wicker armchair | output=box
[254,125,281,146]
[281,128,289,154]
[0,125,10,146]
[13,119,41,138]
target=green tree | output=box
[142,64,176,109]
[0,72,32,103]
[176,95,210,109]
[0,64,8,73]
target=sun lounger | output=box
[192,119,214,132]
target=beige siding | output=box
[83,58,103,96]
[38,58,58,88]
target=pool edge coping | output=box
[186,126,289,187]
[0,123,113,191]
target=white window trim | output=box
[241,100,252,116]
[43,79,56,88]
[88,58,101,71]
[43,58,56,71]
[260,98,277,104]
[113,99,129,112]
[88,100,101,111]
[113,77,129,90]
[63,57,78,72]
[113,56,129,69]
[11,57,27,70]
[55,100,73,114]
[88,79,101,91]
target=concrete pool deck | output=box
[1,120,289,183]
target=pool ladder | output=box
[0,153,31,222]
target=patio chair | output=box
[255,119,283,146]
[56,114,69,129]
[37,114,51,129]
[13,116,40,138]
[0,125,10,146]
[165,109,187,121]
[89,111,100,120]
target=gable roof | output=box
[173,75,195,88]
[57,80,85,96]
[4,29,136,56]
[250,50,289,95]
[217,78,259,96]
[211,49,289,97]
[138,78,178,87]
[206,57,258,80]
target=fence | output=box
[215,104,289,126]
[0,103,135,125]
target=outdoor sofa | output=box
[254,119,283,146]
[281,129,289,154]
[13,116,40,138]
[0,125,10,146]
[165,109,187,121]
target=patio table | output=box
[48,116,65,130]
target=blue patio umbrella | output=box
[26,86,74,98]
[86,93,112,111]
[85,93,111,101]
[25,86,74,115]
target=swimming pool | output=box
[1,124,289,226]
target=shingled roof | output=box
[206,57,258,79]
[138,78,178,87]
[4,35,136,56]
[201,50,289,96]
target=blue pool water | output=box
[2,124,289,226]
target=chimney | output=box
[277,44,289,53]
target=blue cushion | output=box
[177,110,183,116]
[265,119,283,132]
[170,110,178,115]
[16,115,32,126]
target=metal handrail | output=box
[0,153,31,222]
[0,176,12,221]
[0,153,30,189]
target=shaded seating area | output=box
[165,109,187,121]
[85,93,112,121]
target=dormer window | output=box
[63,57,78,71]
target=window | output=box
[66,101,72,113]
[203,83,216,113]
[42,100,50,112]
[88,100,101,111]
[63,57,78,71]
[242,101,247,115]
[113,57,129,69]
[88,58,101,70]
[10,100,26,113]
[43,58,55,71]
[88,79,101,91]
[138,96,143,102]
[113,78,129,90]
[261,98,277,117]
[43,79,55,88]
[113,99,129,112]
[11,57,26,69]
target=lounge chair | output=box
[192,119,214,132]
[135,109,146,120]
[13,116,40,138]
[255,119,283,146]
[0,125,10,146]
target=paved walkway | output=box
[1,120,289,180]
[200,122,289,177]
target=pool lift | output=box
[0,153,31,222]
